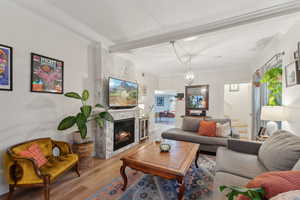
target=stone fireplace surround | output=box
[95,108,139,159]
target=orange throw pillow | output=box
[19,143,48,168]
[236,171,300,200]
[198,120,217,137]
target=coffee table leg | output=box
[195,149,200,168]
[177,177,185,200]
[120,163,128,191]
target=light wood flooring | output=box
[0,142,146,200]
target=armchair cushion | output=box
[40,154,78,181]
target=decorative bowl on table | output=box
[160,143,171,152]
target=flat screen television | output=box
[108,77,138,109]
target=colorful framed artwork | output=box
[0,44,13,91]
[31,53,64,94]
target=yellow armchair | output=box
[4,138,80,200]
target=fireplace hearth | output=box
[114,118,135,151]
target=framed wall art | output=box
[285,62,299,87]
[0,44,13,91]
[31,53,64,94]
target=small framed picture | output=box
[285,62,299,87]
[31,53,64,94]
[229,84,239,92]
[0,44,13,91]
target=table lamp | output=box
[260,106,288,135]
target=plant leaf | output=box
[95,104,105,108]
[65,92,82,99]
[78,123,87,139]
[82,90,89,101]
[99,111,114,122]
[81,105,92,118]
[76,113,87,139]
[57,116,76,130]
[95,117,105,128]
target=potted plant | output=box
[220,185,265,200]
[260,67,282,106]
[57,89,113,170]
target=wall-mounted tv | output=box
[108,77,138,109]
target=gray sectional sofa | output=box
[162,117,238,153]
[214,131,300,199]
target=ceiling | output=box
[124,14,298,76]
[46,0,293,43]
[15,0,300,77]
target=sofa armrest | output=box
[52,140,72,155]
[228,139,262,155]
[5,151,43,184]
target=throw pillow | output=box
[181,117,201,132]
[237,171,300,200]
[258,130,300,171]
[198,120,216,137]
[19,143,48,168]
[216,122,231,137]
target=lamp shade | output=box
[260,106,288,121]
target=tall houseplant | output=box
[57,89,113,143]
[260,67,282,106]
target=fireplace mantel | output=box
[95,108,139,159]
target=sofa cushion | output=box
[40,154,78,180]
[258,130,300,171]
[162,128,228,146]
[181,117,201,132]
[216,147,267,179]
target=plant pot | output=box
[72,141,94,171]
[72,131,92,144]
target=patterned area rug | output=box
[86,155,215,200]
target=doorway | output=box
[154,91,176,125]
[224,83,252,139]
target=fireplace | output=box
[114,118,135,151]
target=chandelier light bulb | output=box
[185,70,195,85]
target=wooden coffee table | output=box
[120,140,200,200]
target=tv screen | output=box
[108,77,138,108]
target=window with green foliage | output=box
[260,67,282,106]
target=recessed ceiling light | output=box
[183,36,198,42]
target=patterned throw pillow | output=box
[216,122,231,137]
[19,143,48,168]
[237,171,300,200]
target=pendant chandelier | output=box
[170,41,195,85]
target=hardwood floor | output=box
[0,143,146,200]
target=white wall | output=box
[158,69,252,118]
[100,49,159,131]
[252,20,300,136]
[224,83,251,125]
[0,0,96,194]
[0,1,159,195]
